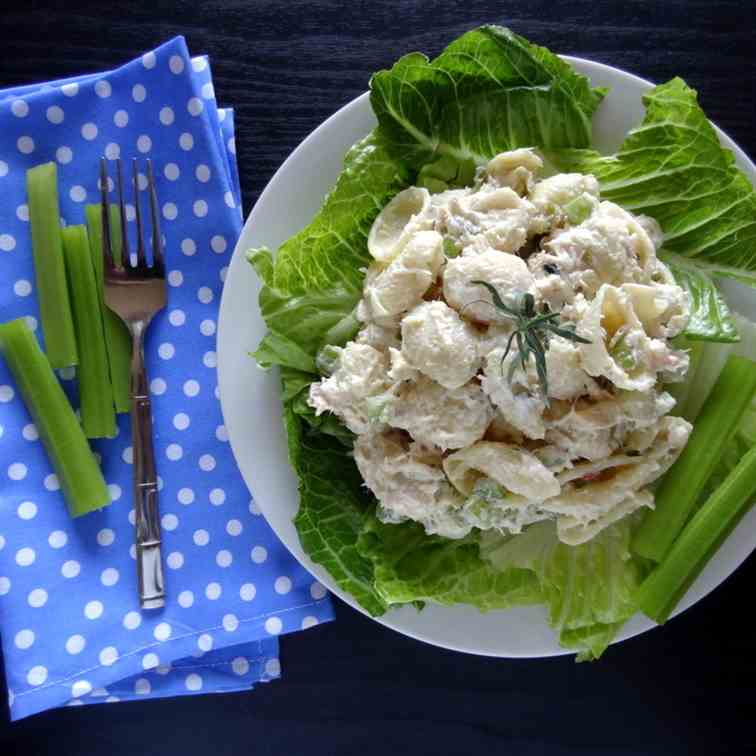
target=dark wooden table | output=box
[1,2,755,754]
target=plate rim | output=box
[218,54,756,657]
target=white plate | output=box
[218,56,756,657]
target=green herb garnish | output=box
[472,280,590,400]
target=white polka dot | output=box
[216,424,229,442]
[14,279,32,297]
[27,588,47,607]
[178,487,195,505]
[226,519,243,537]
[187,97,203,116]
[142,51,156,68]
[132,84,146,102]
[16,204,29,221]
[200,319,216,336]
[302,615,319,630]
[192,57,208,72]
[158,342,175,360]
[134,678,151,695]
[48,530,67,548]
[167,551,184,569]
[153,622,172,641]
[99,647,118,666]
[192,633,212,653]
[239,584,257,603]
[205,582,221,600]
[265,617,283,636]
[216,550,233,568]
[222,613,239,632]
[61,560,80,578]
[199,453,215,471]
[193,529,209,546]
[167,269,183,286]
[0,385,14,402]
[22,423,38,441]
[66,634,86,654]
[310,581,327,600]
[229,657,249,676]
[169,54,185,74]
[193,199,208,218]
[201,82,215,100]
[195,164,210,182]
[142,652,159,670]
[46,105,64,123]
[274,576,292,595]
[251,546,267,564]
[204,489,225,509]
[27,666,48,686]
[181,238,196,256]
[159,106,175,126]
[114,109,129,127]
[184,379,200,397]
[224,191,236,208]
[0,160,7,177]
[128,508,136,525]
[97,528,115,546]
[15,629,35,649]
[69,185,86,202]
[11,99,29,117]
[162,202,178,220]
[84,600,104,620]
[150,378,167,395]
[210,235,228,254]
[15,547,35,566]
[185,673,203,691]
[107,484,122,502]
[164,162,180,181]
[178,590,194,608]
[62,82,79,96]
[197,286,213,303]
[161,514,179,532]
[104,142,120,160]
[81,122,98,140]
[101,568,119,587]
[17,500,37,519]
[137,134,152,153]
[264,659,281,679]
[0,234,17,251]
[0,577,9,595]
[93,78,112,98]
[228,136,236,155]
[9,462,27,481]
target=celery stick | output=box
[0,319,110,517]
[85,204,131,413]
[632,355,756,562]
[26,162,78,368]
[62,225,117,438]
[637,444,756,624]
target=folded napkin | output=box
[0,37,333,721]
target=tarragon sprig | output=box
[471,280,590,401]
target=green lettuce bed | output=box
[248,26,756,660]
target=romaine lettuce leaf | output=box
[551,78,756,294]
[480,518,645,661]
[357,515,542,610]
[371,25,607,170]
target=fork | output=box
[100,157,167,610]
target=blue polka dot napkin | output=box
[0,36,333,721]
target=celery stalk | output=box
[632,355,756,562]
[637,444,756,624]
[61,225,117,438]
[26,162,78,368]
[0,319,110,517]
[85,204,131,413]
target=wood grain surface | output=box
[1,2,755,754]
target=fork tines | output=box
[100,157,165,276]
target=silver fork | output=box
[101,157,167,610]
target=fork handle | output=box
[130,322,166,609]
